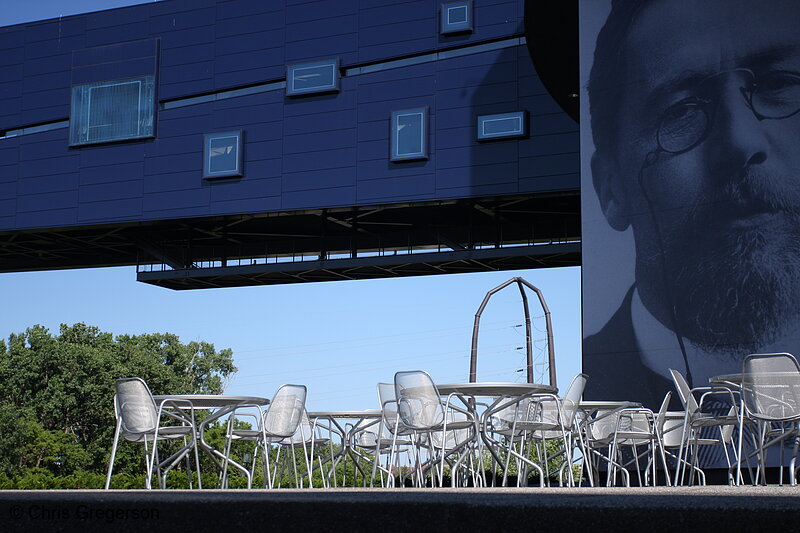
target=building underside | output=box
[0,191,580,289]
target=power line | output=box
[230,320,521,361]
[230,340,524,384]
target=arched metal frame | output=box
[469,277,556,387]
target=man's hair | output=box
[587,0,650,155]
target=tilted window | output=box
[441,1,473,34]
[203,131,243,179]
[69,75,155,146]
[391,107,428,161]
[477,111,528,141]
[286,59,340,96]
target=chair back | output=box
[354,430,380,448]
[430,410,472,450]
[490,397,535,434]
[742,353,800,421]
[587,409,618,442]
[615,411,652,444]
[282,410,314,445]
[377,382,402,434]
[669,369,699,414]
[115,378,158,437]
[264,384,307,438]
[394,370,444,430]
[654,391,672,436]
[561,373,588,429]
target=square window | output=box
[69,75,155,146]
[441,1,473,34]
[286,59,340,96]
[477,111,528,141]
[203,131,243,179]
[391,107,428,161]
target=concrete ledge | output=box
[2,487,799,532]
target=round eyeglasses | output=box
[656,68,800,154]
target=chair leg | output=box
[105,420,122,490]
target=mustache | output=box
[663,167,800,230]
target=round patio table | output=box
[153,394,270,486]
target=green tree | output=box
[0,323,236,483]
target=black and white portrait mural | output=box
[581,0,800,410]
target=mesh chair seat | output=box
[355,431,411,449]
[690,412,740,427]
[230,429,262,440]
[123,425,194,443]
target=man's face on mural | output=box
[593,0,800,354]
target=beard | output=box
[644,172,800,355]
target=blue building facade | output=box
[0,0,579,288]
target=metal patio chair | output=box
[393,370,475,487]
[222,384,307,488]
[368,382,413,487]
[741,353,800,485]
[669,369,740,485]
[481,373,587,487]
[105,377,201,490]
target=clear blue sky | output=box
[0,1,583,411]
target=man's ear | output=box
[591,151,630,231]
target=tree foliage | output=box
[0,323,236,482]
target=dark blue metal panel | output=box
[17,190,79,212]
[211,196,282,216]
[18,130,68,154]
[17,173,78,195]
[242,158,282,179]
[161,43,213,68]
[216,11,284,37]
[518,131,579,157]
[283,167,356,193]
[72,57,159,85]
[210,177,282,202]
[437,182,518,199]
[437,162,518,189]
[143,170,201,194]
[143,188,210,212]
[80,162,144,185]
[80,143,147,167]
[283,149,357,175]
[72,39,158,67]
[519,152,580,178]
[519,173,579,193]
[15,207,77,228]
[86,23,152,48]
[246,140,283,161]
[284,129,357,155]
[527,112,579,136]
[79,180,143,202]
[24,36,84,60]
[148,8,216,33]
[18,154,79,179]
[144,152,202,176]
[160,62,214,87]
[286,34,358,65]
[357,174,436,202]
[155,0,218,15]
[78,197,143,222]
[282,186,356,210]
